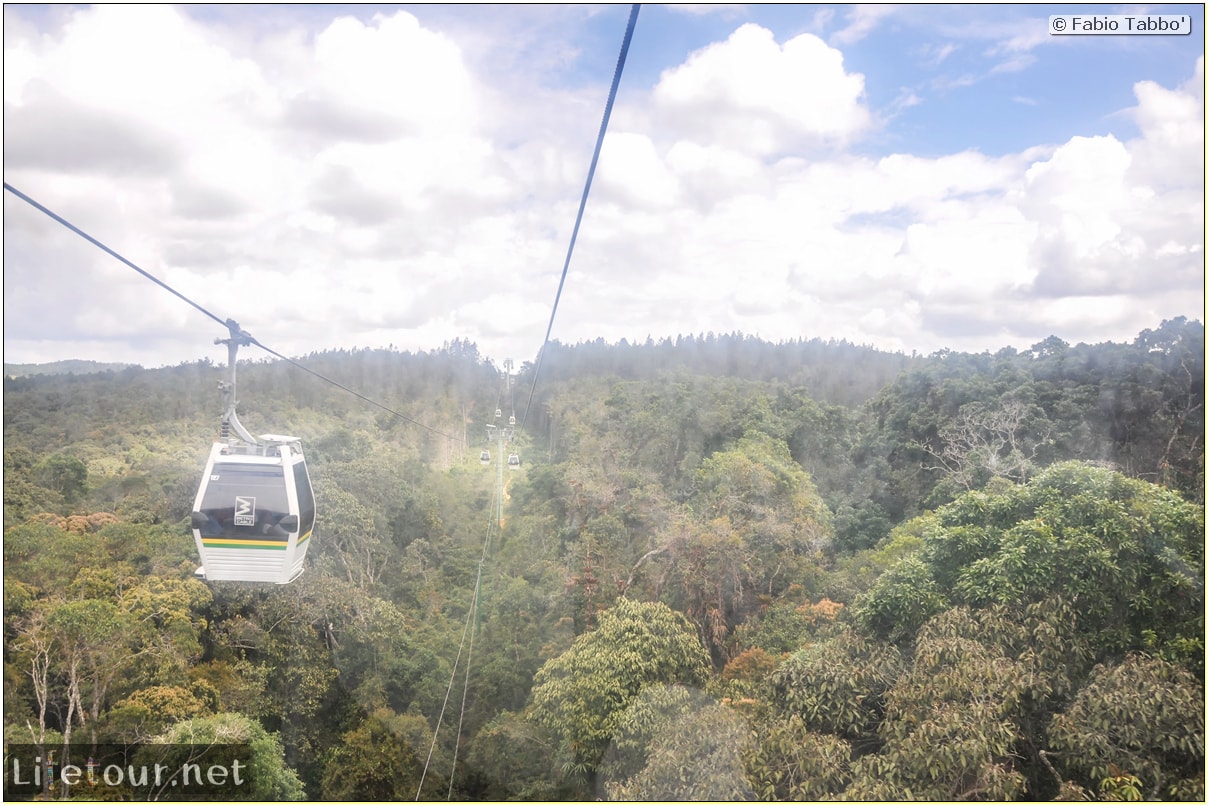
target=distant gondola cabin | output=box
[191,435,315,584]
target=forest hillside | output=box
[3,321,1204,801]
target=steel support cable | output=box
[416,481,499,799]
[249,340,463,441]
[3,182,460,442]
[421,10,642,786]
[5,182,229,330]
[447,568,483,800]
[415,569,480,800]
[509,368,516,420]
[517,3,641,434]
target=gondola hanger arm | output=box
[215,319,259,446]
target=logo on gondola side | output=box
[234,496,256,526]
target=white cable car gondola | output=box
[507,452,521,470]
[191,320,316,584]
[480,449,491,465]
[192,435,315,583]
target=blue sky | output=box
[3,4,1204,369]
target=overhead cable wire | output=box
[3,182,461,442]
[249,340,463,441]
[508,362,516,420]
[421,9,642,790]
[415,571,479,800]
[447,571,482,800]
[416,479,500,799]
[5,182,230,331]
[517,3,641,434]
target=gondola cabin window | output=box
[294,461,316,544]
[197,465,290,538]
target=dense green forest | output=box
[3,321,1204,801]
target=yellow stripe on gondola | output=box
[201,538,289,549]
[201,530,311,550]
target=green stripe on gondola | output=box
[201,539,288,549]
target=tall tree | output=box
[855,461,1204,668]
[1047,654,1205,800]
[527,598,710,795]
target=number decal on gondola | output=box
[234,496,256,526]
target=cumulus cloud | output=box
[1128,55,1205,189]
[4,89,183,174]
[3,5,529,364]
[1018,62,1204,312]
[2,6,1202,368]
[652,24,870,154]
[664,141,768,209]
[293,12,477,139]
[597,132,682,208]
[570,46,1203,355]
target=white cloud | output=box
[3,5,545,363]
[663,141,767,210]
[2,7,1203,370]
[990,51,1036,74]
[666,4,748,19]
[830,4,898,46]
[303,12,476,137]
[921,42,958,67]
[652,24,870,154]
[1024,135,1136,259]
[1015,60,1204,312]
[597,132,682,208]
[569,51,1202,354]
[1128,63,1205,189]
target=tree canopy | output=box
[3,322,1203,801]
